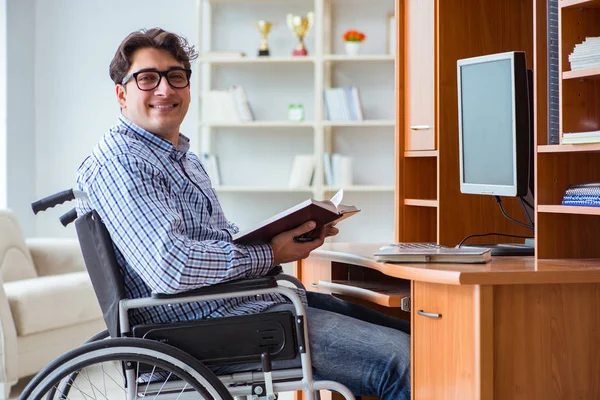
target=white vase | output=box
[345,41,361,55]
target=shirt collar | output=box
[118,115,190,160]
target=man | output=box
[77,28,410,399]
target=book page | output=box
[330,188,344,208]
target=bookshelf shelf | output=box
[323,54,395,63]
[324,185,395,192]
[204,121,315,128]
[560,0,600,8]
[563,67,600,80]
[323,120,395,127]
[404,150,438,158]
[538,143,600,153]
[214,186,313,193]
[404,199,438,207]
[538,205,600,215]
[199,0,397,243]
[200,56,316,64]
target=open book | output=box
[374,243,492,264]
[233,189,360,245]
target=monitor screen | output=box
[457,51,531,197]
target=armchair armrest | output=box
[152,277,278,300]
[0,276,19,386]
[25,238,86,276]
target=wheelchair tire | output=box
[20,337,233,400]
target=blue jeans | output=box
[270,293,411,400]
[212,294,411,399]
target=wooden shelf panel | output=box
[538,143,600,153]
[404,199,438,207]
[323,120,395,127]
[404,150,438,158]
[324,54,395,62]
[560,0,600,8]
[204,121,315,128]
[315,279,410,308]
[200,56,315,64]
[215,186,313,193]
[324,185,394,192]
[563,67,600,80]
[538,205,600,215]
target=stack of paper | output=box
[568,37,600,70]
[562,130,600,144]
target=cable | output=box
[520,196,534,210]
[519,197,534,226]
[494,196,534,230]
[457,232,534,248]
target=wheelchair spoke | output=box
[22,339,233,400]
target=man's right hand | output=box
[270,221,335,265]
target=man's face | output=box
[116,47,191,143]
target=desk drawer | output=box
[412,281,480,400]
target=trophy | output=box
[257,20,273,56]
[287,12,315,56]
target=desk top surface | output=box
[309,243,600,285]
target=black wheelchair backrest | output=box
[75,210,125,338]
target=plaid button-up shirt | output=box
[77,115,298,326]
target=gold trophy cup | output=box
[257,20,274,56]
[287,12,315,56]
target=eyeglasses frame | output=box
[121,67,192,91]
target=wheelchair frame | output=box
[24,189,356,400]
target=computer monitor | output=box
[456,51,534,256]
[457,51,532,198]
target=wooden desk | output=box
[296,243,600,400]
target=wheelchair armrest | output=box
[152,276,278,300]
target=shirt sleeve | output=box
[86,153,275,294]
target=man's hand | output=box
[270,221,339,265]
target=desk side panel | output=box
[494,283,600,399]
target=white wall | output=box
[31,0,199,236]
[5,0,35,233]
[0,0,5,209]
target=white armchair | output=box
[0,210,105,399]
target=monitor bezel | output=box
[457,51,530,197]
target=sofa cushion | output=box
[0,210,38,282]
[4,272,103,336]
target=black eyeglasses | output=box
[121,67,192,91]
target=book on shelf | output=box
[562,183,600,207]
[323,153,353,186]
[233,189,360,245]
[288,154,315,188]
[324,86,364,121]
[374,243,492,264]
[204,51,246,58]
[200,153,221,186]
[201,86,254,123]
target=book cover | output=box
[374,244,491,264]
[233,189,360,245]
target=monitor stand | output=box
[460,240,534,257]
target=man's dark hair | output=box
[109,28,198,85]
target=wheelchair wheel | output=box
[20,338,233,400]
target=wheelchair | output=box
[21,189,356,400]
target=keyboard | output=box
[389,243,449,250]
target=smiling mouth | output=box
[150,104,177,109]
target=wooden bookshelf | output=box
[532,0,600,259]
